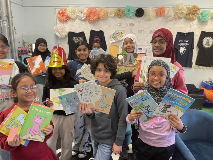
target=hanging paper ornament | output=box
[124,5,135,18]
[77,7,87,20]
[174,3,187,19]
[86,8,99,22]
[54,24,68,38]
[185,5,200,20]
[67,6,77,19]
[135,8,144,17]
[198,10,211,22]
[57,9,70,22]
[211,9,213,18]
[115,8,125,18]
[145,7,156,20]
[98,7,107,19]
[107,8,115,17]
[165,8,175,20]
[156,6,166,17]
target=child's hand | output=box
[133,82,145,92]
[130,68,136,78]
[7,134,21,147]
[46,98,53,107]
[79,103,92,115]
[167,113,184,130]
[129,110,144,121]
[41,125,53,136]
[112,143,122,155]
[79,79,87,84]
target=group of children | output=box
[0,28,188,160]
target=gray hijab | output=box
[144,60,173,104]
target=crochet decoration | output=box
[54,24,68,38]
[156,6,166,17]
[86,8,99,22]
[115,8,125,18]
[57,9,70,22]
[198,10,211,22]
[173,3,187,19]
[107,8,115,17]
[124,5,135,18]
[165,8,175,20]
[77,7,87,20]
[67,6,77,19]
[98,7,107,19]
[185,5,200,20]
[145,7,156,20]
[135,8,144,17]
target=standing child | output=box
[127,60,187,160]
[0,72,57,160]
[42,46,76,160]
[79,54,128,160]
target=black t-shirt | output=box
[89,30,107,51]
[196,31,213,67]
[174,32,194,67]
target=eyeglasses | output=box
[17,85,38,92]
[0,46,8,49]
[148,73,167,79]
[151,40,166,45]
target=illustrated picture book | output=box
[0,59,14,88]
[27,55,46,75]
[75,64,96,81]
[58,92,80,115]
[0,105,29,146]
[153,89,195,119]
[126,90,159,122]
[50,88,75,110]
[82,83,116,114]
[20,102,54,142]
[90,48,105,58]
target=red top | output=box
[0,103,58,160]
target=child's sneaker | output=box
[78,151,87,158]
[72,150,78,156]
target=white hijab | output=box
[122,34,138,53]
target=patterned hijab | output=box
[122,34,138,53]
[144,60,173,104]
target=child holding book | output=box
[79,54,128,160]
[127,60,187,160]
[0,72,57,160]
[42,46,76,160]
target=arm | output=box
[42,87,50,105]
[134,64,141,83]
[172,69,188,95]
[43,121,54,142]
[114,72,132,81]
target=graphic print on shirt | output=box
[178,40,189,55]
[203,37,213,48]
[73,37,83,43]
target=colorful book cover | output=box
[58,92,80,115]
[0,105,29,146]
[125,90,159,122]
[75,64,96,81]
[82,83,116,114]
[153,89,195,119]
[90,48,105,58]
[50,88,75,110]
[20,102,54,142]
[44,56,51,70]
[0,60,13,88]
[27,55,46,75]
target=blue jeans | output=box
[0,148,11,160]
[92,140,113,160]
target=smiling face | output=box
[52,67,65,80]
[75,45,89,63]
[148,65,167,88]
[0,40,9,59]
[37,43,47,52]
[95,63,112,86]
[123,38,135,53]
[152,36,167,55]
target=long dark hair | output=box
[0,34,9,46]
[45,65,75,88]
[75,41,91,64]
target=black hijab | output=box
[32,38,51,62]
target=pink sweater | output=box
[135,61,188,95]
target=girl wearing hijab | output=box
[127,60,187,160]
[133,28,188,95]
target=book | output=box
[74,64,96,81]
[44,56,51,73]
[20,102,54,142]
[0,105,29,146]
[27,55,46,75]
[125,90,159,122]
[82,83,116,114]
[0,59,14,88]
[90,48,105,58]
[153,89,195,119]
[50,88,75,110]
[58,92,80,115]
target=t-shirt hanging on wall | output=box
[174,32,194,67]
[68,32,87,60]
[89,30,107,51]
[196,31,213,67]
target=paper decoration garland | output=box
[135,8,144,17]
[57,9,70,22]
[98,7,107,19]
[77,6,87,20]
[115,8,125,18]
[174,3,187,19]
[54,24,68,38]
[185,5,200,20]
[198,10,211,22]
[67,6,77,19]
[124,5,135,18]
[107,8,115,17]
[156,6,166,17]
[145,7,156,20]
[165,8,175,20]
[86,8,99,22]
